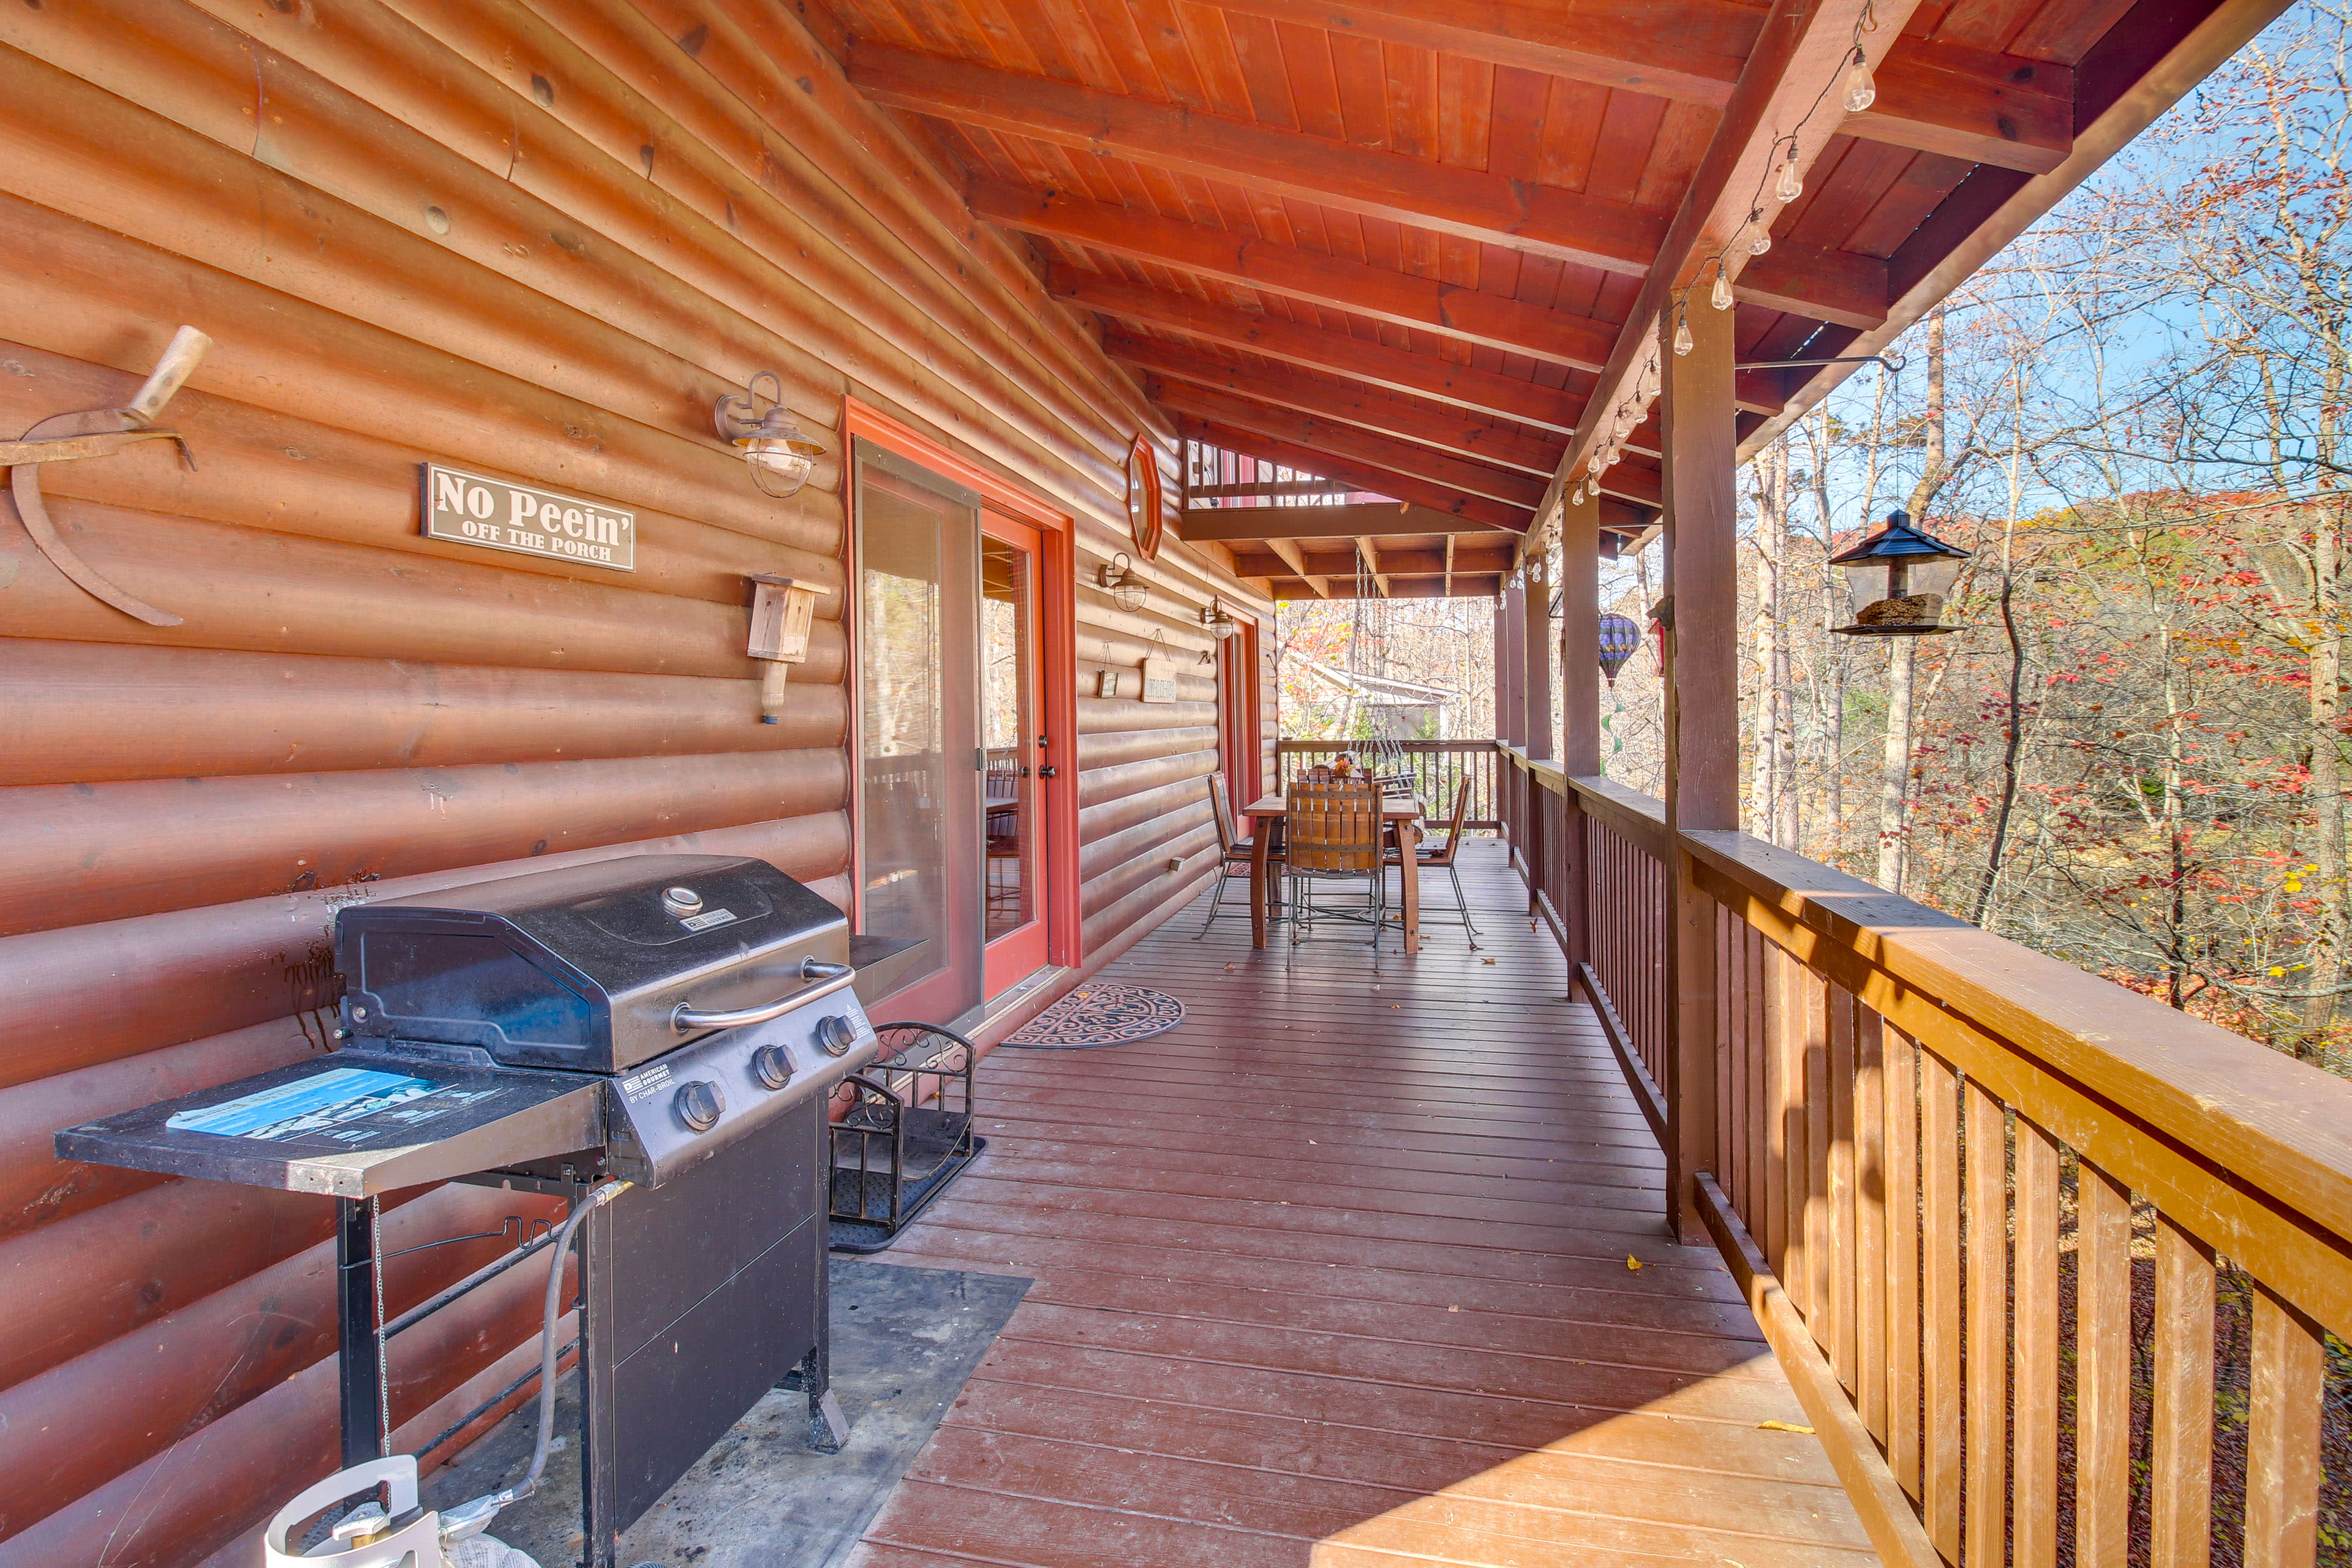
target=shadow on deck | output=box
[850,839,1874,1567]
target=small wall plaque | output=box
[421,462,636,571]
[1139,656,1178,704]
[1096,669,1124,698]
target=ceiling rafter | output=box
[972,181,1616,370]
[1149,377,1547,511]
[1110,335,1564,477]
[1559,0,1921,516]
[1150,0,2074,174]
[1055,268,1587,432]
[853,43,1885,326]
[1180,502,1523,541]
[1170,415,1531,535]
[1262,536,1327,597]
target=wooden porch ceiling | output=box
[805,0,2259,596]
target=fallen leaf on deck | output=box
[1482,957,1497,964]
[1626,1254,1642,1271]
[1757,1421,1815,1435]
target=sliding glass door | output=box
[853,442,1058,1018]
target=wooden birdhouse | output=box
[747,574,835,723]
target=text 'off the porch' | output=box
[420,462,636,571]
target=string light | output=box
[1710,266,1735,311]
[1776,144,1804,204]
[1748,208,1773,255]
[1842,47,1877,112]
[1673,307,1694,356]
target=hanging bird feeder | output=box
[1597,613,1643,685]
[1829,510,1969,636]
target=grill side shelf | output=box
[54,1052,606,1197]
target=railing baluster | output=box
[1764,943,1792,1279]
[1922,1049,1964,1559]
[2245,1284,2325,1568]
[1803,968,1831,1340]
[2013,1120,2060,1568]
[2152,1214,2217,1568]
[1827,984,1858,1396]
[1854,1006,1889,1445]
[1964,1077,2011,1566]
[2075,1162,2134,1566]
[1886,1023,1924,1503]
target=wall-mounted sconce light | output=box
[714,371,824,499]
[1829,511,1969,636]
[1199,597,1238,640]
[747,573,835,723]
[1097,551,1146,613]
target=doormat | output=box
[422,1258,1031,1568]
[1000,982,1186,1048]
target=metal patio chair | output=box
[1388,780,1480,949]
[1193,772,1277,938]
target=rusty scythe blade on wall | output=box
[2,325,213,628]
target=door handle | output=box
[1038,766,1058,778]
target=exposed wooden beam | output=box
[1561,0,1916,502]
[1262,536,1327,597]
[1149,376,1547,511]
[859,44,1882,324]
[1189,480,1365,500]
[1181,502,1512,541]
[1264,575,1502,600]
[1170,415,1532,535]
[1356,537,1392,598]
[1156,1,2072,174]
[1235,545,1514,576]
[854,42,1665,276]
[1112,335,1564,477]
[972,179,1615,369]
[1055,269,1585,433]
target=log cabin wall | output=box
[0,2,1269,1561]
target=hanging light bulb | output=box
[1748,208,1773,256]
[1710,268,1735,312]
[1673,309,1694,357]
[1843,47,1877,113]
[1776,145,1804,204]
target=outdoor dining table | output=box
[1241,792,1424,955]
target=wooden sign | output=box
[1139,656,1178,704]
[1096,669,1125,698]
[421,462,636,571]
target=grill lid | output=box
[337,854,850,1072]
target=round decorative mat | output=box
[1001,982,1186,1049]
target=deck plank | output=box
[850,842,1877,1567]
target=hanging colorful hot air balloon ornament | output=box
[1597,613,1643,685]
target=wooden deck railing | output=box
[1496,744,2352,1568]
[1273,739,1499,829]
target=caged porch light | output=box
[1829,510,1970,636]
[1098,550,1147,613]
[1199,597,1238,639]
[714,370,826,499]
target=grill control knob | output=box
[815,1014,858,1057]
[674,1079,724,1131]
[661,886,703,917]
[751,1044,793,1091]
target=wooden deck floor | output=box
[850,840,1875,1567]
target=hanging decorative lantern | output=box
[1597,613,1643,685]
[1096,550,1147,613]
[1828,510,1969,635]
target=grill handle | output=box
[670,959,855,1033]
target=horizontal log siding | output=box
[0,0,1262,1561]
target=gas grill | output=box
[59,854,895,1568]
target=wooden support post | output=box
[1561,489,1600,972]
[1662,300,1737,1244]
[1521,556,1551,914]
[1496,579,1525,860]
[1523,554,1553,761]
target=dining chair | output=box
[1192,772,1275,939]
[1281,778,1385,967]
[1389,780,1480,949]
